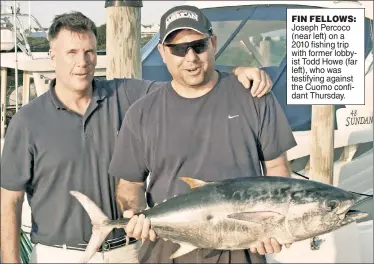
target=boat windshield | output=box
[213,19,286,68]
[202,4,373,69]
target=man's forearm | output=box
[0,189,24,263]
[265,164,291,177]
[263,153,291,177]
[116,179,147,214]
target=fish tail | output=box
[70,191,115,263]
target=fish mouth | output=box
[338,210,369,226]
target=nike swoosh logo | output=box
[228,114,239,119]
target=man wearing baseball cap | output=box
[109,4,296,264]
[159,5,213,44]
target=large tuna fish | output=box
[70,176,370,263]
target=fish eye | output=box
[325,200,340,211]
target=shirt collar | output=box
[48,78,109,110]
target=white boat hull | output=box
[1,28,15,51]
[266,220,373,263]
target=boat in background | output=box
[142,1,373,263]
[0,4,15,51]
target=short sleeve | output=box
[122,79,167,105]
[108,112,149,182]
[257,92,297,161]
[1,115,34,191]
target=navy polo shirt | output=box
[0,77,163,246]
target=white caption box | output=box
[286,8,365,105]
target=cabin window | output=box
[215,20,286,68]
[210,21,242,52]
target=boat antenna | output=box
[13,0,19,112]
[28,1,31,33]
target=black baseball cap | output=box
[159,5,213,44]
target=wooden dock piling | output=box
[105,0,143,80]
[310,105,335,185]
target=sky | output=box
[2,1,187,27]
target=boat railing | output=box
[1,11,48,58]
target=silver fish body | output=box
[71,176,369,262]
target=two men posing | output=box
[1,4,295,264]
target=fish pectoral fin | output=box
[179,177,210,189]
[169,242,198,259]
[227,211,285,224]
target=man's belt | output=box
[51,236,137,252]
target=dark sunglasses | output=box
[164,37,211,57]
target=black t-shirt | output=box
[109,71,297,263]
